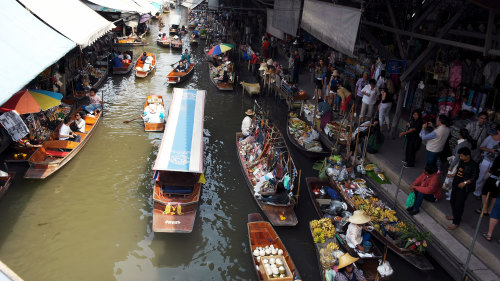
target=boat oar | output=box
[123,116,143,123]
[170,60,181,67]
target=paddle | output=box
[123,116,143,123]
[170,60,181,67]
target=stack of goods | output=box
[344,178,375,198]
[252,245,290,280]
[288,115,322,152]
[324,121,349,142]
[238,140,275,195]
[364,163,390,184]
[309,219,344,270]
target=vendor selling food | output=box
[346,210,371,252]
[334,253,367,281]
[241,109,255,137]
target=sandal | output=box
[475,209,490,216]
[482,233,492,241]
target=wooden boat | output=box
[286,116,331,159]
[134,53,156,78]
[170,37,183,50]
[305,177,385,281]
[189,38,198,46]
[208,63,234,91]
[236,129,298,226]
[113,36,147,47]
[112,51,134,75]
[169,15,181,36]
[24,112,102,179]
[143,95,165,132]
[157,38,171,48]
[329,178,434,271]
[248,213,302,281]
[152,88,206,233]
[0,172,15,201]
[91,68,108,90]
[166,63,195,84]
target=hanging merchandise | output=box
[449,60,462,89]
[0,111,29,141]
[413,81,425,110]
[438,89,455,116]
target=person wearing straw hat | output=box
[334,253,367,281]
[346,210,371,252]
[241,109,256,138]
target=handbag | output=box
[405,192,416,208]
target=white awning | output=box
[181,0,204,9]
[133,0,161,14]
[0,1,75,105]
[85,0,150,13]
[18,0,115,48]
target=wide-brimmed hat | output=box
[333,70,339,76]
[267,59,274,66]
[337,253,359,270]
[348,210,371,224]
[173,35,179,39]
[245,109,255,116]
[259,63,267,71]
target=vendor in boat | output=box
[140,52,148,62]
[59,116,81,143]
[16,137,42,149]
[241,109,255,137]
[112,55,123,68]
[175,61,187,72]
[143,102,164,123]
[83,88,103,115]
[121,52,131,64]
[346,210,371,253]
[181,49,191,64]
[334,253,367,281]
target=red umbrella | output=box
[0,89,63,114]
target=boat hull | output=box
[166,63,195,84]
[0,173,15,200]
[286,117,331,159]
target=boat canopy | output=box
[18,0,115,48]
[181,0,204,9]
[85,0,150,14]
[153,88,206,173]
[169,14,181,26]
[0,1,75,105]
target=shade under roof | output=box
[0,0,75,105]
[85,0,149,13]
[18,0,115,48]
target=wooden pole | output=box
[352,114,362,164]
[362,117,374,164]
[346,104,355,157]
[295,169,302,204]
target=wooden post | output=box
[295,169,302,204]
[352,114,362,164]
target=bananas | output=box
[353,196,398,223]
[310,218,336,238]
[326,242,339,250]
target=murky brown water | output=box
[0,7,454,281]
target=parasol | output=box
[140,13,151,23]
[206,43,234,56]
[0,89,63,114]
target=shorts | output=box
[490,199,500,219]
[315,78,323,89]
[482,177,499,198]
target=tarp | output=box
[266,9,284,40]
[208,0,218,10]
[0,1,75,105]
[272,0,301,36]
[181,0,204,9]
[301,0,361,56]
[154,88,206,173]
[19,0,115,48]
[85,0,150,13]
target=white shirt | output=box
[59,124,71,140]
[241,116,253,136]
[376,76,386,95]
[361,84,377,105]
[75,118,85,133]
[346,223,363,246]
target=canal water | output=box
[0,8,453,281]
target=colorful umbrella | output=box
[0,89,63,114]
[207,43,234,56]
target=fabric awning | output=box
[18,0,115,48]
[85,0,150,13]
[134,0,161,14]
[0,1,75,105]
[181,0,204,9]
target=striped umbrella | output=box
[206,43,234,56]
[0,89,63,114]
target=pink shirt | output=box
[87,93,101,105]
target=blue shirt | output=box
[420,129,437,141]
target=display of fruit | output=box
[353,196,398,223]
[310,218,336,238]
[313,228,325,243]
[326,242,339,250]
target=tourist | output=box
[376,70,387,96]
[466,111,490,162]
[337,86,351,117]
[328,69,341,111]
[444,128,473,200]
[354,72,369,112]
[59,116,81,143]
[175,61,187,72]
[477,155,500,216]
[346,210,371,252]
[83,88,103,115]
[473,124,500,199]
[241,109,255,137]
[334,253,367,281]
[420,115,450,174]
[313,61,324,100]
[181,49,191,64]
[407,165,441,215]
[71,112,86,133]
[482,198,500,243]
[261,37,269,58]
[378,88,394,131]
[400,110,423,167]
[447,147,479,230]
[359,79,377,120]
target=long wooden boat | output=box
[208,63,234,91]
[157,38,171,48]
[170,37,183,50]
[152,88,206,233]
[143,95,165,132]
[0,172,15,201]
[91,68,108,90]
[166,63,195,84]
[24,112,102,179]
[329,177,434,271]
[112,52,134,75]
[248,213,302,281]
[236,130,298,226]
[286,116,331,159]
[135,53,156,78]
[113,36,147,47]
[305,177,385,281]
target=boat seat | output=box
[84,124,93,132]
[45,150,70,157]
[162,185,193,196]
[44,140,78,150]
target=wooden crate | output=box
[258,255,293,281]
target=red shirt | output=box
[262,40,270,50]
[412,173,442,200]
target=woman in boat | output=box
[83,88,103,115]
[334,253,367,281]
[71,112,86,133]
[241,109,255,138]
[346,210,371,252]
